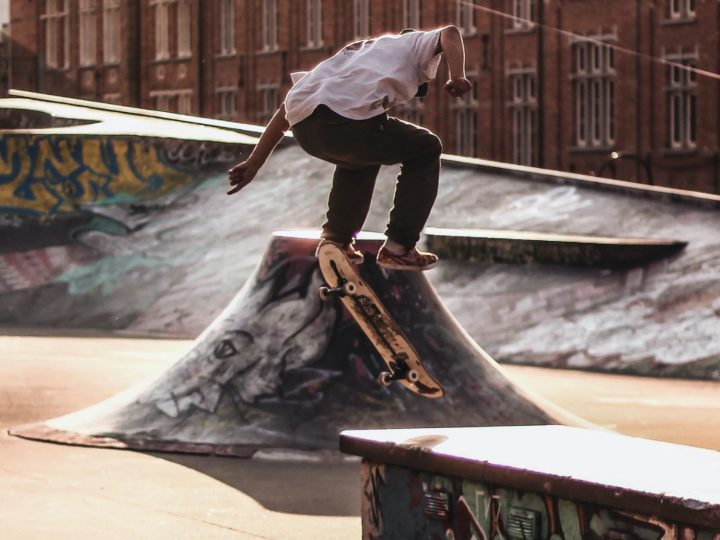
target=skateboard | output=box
[316,241,444,399]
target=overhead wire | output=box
[457,0,720,81]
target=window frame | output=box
[571,37,616,149]
[220,0,236,55]
[666,54,698,150]
[508,68,536,165]
[103,0,121,64]
[41,0,70,69]
[353,0,370,40]
[79,0,97,67]
[403,0,422,30]
[306,0,323,48]
[262,0,280,51]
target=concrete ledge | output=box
[425,227,687,269]
[442,154,720,209]
[340,426,720,531]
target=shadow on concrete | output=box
[154,453,362,517]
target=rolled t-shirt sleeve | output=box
[412,27,447,81]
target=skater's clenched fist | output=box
[444,77,472,99]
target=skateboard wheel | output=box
[407,370,420,383]
[343,282,357,296]
[379,371,392,386]
[318,286,329,301]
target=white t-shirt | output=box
[285,28,446,127]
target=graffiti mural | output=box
[0,134,196,217]
[361,464,720,540]
[11,234,571,456]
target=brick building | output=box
[8,0,720,192]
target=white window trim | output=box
[457,0,477,37]
[41,0,70,69]
[258,84,279,123]
[511,0,535,30]
[669,0,696,20]
[262,0,279,51]
[665,51,698,150]
[79,0,97,67]
[177,0,192,58]
[507,68,536,165]
[216,86,237,119]
[403,0,422,30]
[395,100,425,126]
[150,89,193,114]
[453,72,479,156]
[353,0,370,39]
[220,0,236,55]
[103,92,122,104]
[307,0,323,48]
[572,36,616,148]
[151,0,172,60]
[103,0,121,64]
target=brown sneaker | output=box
[316,240,364,265]
[376,246,439,271]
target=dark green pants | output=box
[291,105,442,247]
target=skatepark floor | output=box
[2,335,720,539]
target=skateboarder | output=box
[228,26,471,271]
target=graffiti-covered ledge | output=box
[340,426,720,532]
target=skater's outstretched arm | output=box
[227,104,290,195]
[436,26,472,99]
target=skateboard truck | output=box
[318,281,357,300]
[319,280,420,387]
[379,353,420,386]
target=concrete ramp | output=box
[10,232,586,456]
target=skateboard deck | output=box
[316,241,444,399]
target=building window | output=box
[103,93,122,104]
[177,0,192,57]
[263,0,279,51]
[152,92,172,112]
[216,87,237,119]
[152,0,171,60]
[150,90,193,114]
[666,55,697,150]
[353,0,370,39]
[307,0,323,48]
[395,101,425,126]
[403,0,422,29]
[79,0,97,66]
[669,0,696,20]
[258,85,279,124]
[573,38,615,148]
[41,0,70,69]
[178,91,192,114]
[510,0,535,30]
[508,70,536,165]
[457,0,477,36]
[220,0,235,55]
[455,73,478,156]
[103,0,121,64]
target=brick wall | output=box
[8,0,720,193]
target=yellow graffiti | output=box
[0,134,195,216]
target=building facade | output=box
[8,0,720,193]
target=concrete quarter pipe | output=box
[10,232,585,456]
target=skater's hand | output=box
[227,160,260,195]
[444,77,472,99]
